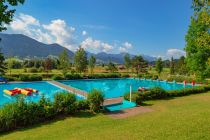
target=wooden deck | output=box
[49,81,124,105]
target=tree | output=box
[43,58,53,74]
[131,55,148,75]
[170,57,175,75]
[59,50,70,77]
[176,56,188,75]
[6,58,14,75]
[124,53,131,72]
[185,0,210,79]
[74,47,88,73]
[89,55,96,74]
[0,0,25,32]
[106,61,118,73]
[0,49,6,76]
[155,58,163,75]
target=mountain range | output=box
[0,33,156,64]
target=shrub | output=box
[148,87,167,99]
[124,86,210,105]
[167,75,193,83]
[30,75,42,81]
[19,74,42,81]
[76,100,89,110]
[121,74,130,78]
[53,92,77,114]
[0,92,90,133]
[124,92,145,105]
[19,74,29,81]
[52,75,64,80]
[27,67,38,73]
[65,74,82,80]
[87,89,104,112]
[4,75,18,81]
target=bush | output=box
[0,91,92,133]
[87,89,104,112]
[124,92,145,105]
[30,75,42,81]
[167,75,194,83]
[76,100,89,110]
[19,74,42,81]
[52,75,64,80]
[148,87,167,99]
[53,92,77,114]
[65,74,82,80]
[121,74,130,78]
[4,76,18,81]
[124,86,210,105]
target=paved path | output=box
[106,106,153,119]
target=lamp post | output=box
[130,84,132,102]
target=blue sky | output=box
[5,0,193,58]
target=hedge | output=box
[124,86,210,105]
[0,91,104,133]
[19,74,43,81]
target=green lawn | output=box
[1,91,210,140]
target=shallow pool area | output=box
[0,81,84,106]
[60,78,194,99]
[105,100,136,111]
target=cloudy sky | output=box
[4,0,192,59]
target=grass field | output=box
[1,91,210,140]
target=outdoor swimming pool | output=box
[60,78,194,99]
[0,81,84,106]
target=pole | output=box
[130,84,132,102]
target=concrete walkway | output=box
[49,81,88,97]
[106,106,153,119]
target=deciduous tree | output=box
[155,58,163,75]
[74,47,88,73]
[59,50,70,77]
[185,0,210,79]
[89,55,96,74]
[124,53,131,72]
[0,0,25,32]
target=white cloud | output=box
[9,13,40,36]
[81,37,113,53]
[82,30,87,36]
[119,47,127,53]
[7,13,76,50]
[123,42,132,49]
[43,19,75,49]
[7,13,133,54]
[119,41,133,53]
[167,48,186,59]
[101,43,113,52]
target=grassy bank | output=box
[1,91,210,140]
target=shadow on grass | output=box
[0,111,96,136]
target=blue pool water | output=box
[0,81,84,106]
[60,78,194,99]
[105,100,136,111]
